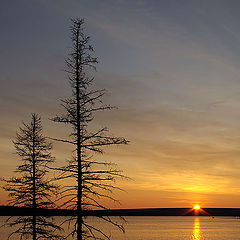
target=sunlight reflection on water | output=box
[192,217,201,240]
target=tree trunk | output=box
[75,26,83,240]
[32,115,37,240]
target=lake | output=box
[1,216,240,239]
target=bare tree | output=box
[2,113,62,240]
[51,18,128,240]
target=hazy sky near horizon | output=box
[2,0,240,208]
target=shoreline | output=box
[1,206,240,216]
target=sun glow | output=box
[193,205,201,210]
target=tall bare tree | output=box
[3,113,62,240]
[51,18,128,240]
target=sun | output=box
[193,205,201,210]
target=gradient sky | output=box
[2,0,240,208]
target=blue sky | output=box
[2,0,240,207]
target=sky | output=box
[2,0,240,208]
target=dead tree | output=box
[2,113,62,240]
[51,18,128,240]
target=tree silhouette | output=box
[2,113,62,240]
[51,18,128,240]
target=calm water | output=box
[1,216,240,239]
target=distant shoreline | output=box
[1,206,240,216]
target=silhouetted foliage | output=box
[2,113,63,240]
[51,18,128,240]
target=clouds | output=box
[2,0,240,207]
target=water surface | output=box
[1,216,240,239]
[105,216,240,240]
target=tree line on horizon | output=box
[1,18,128,240]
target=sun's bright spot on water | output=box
[193,205,200,210]
[192,217,201,240]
